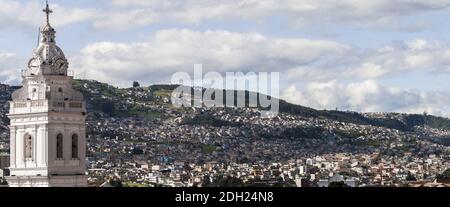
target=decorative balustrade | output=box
[52,101,66,108]
[21,70,35,77]
[32,100,47,107]
[13,102,28,108]
[67,70,75,77]
[20,69,75,77]
[69,102,83,108]
[10,100,85,114]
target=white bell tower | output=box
[6,1,87,187]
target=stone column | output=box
[10,126,16,168]
[45,126,49,166]
[38,124,47,167]
[48,126,54,166]
[80,124,86,168]
[64,123,70,163]
[33,125,38,167]
[16,126,25,168]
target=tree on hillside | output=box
[406,172,417,181]
[437,168,450,181]
[203,175,244,187]
[109,179,123,187]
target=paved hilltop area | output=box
[0,80,449,187]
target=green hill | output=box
[72,79,450,132]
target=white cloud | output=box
[1,1,447,31]
[71,29,350,86]
[93,0,450,30]
[0,52,20,84]
[282,79,450,117]
[355,39,450,75]
[0,0,96,29]
[285,38,450,82]
[50,5,97,27]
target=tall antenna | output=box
[37,27,41,47]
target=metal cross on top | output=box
[43,0,53,24]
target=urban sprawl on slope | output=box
[0,81,449,187]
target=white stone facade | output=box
[6,2,87,187]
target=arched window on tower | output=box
[58,88,64,99]
[24,134,33,160]
[32,88,38,100]
[56,134,63,159]
[71,134,78,159]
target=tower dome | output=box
[13,1,82,101]
[26,0,68,76]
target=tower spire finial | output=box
[43,0,53,24]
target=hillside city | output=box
[1,80,449,187]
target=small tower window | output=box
[56,134,63,159]
[71,134,78,159]
[32,88,38,100]
[24,134,33,160]
[58,88,63,93]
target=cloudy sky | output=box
[1,0,450,116]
